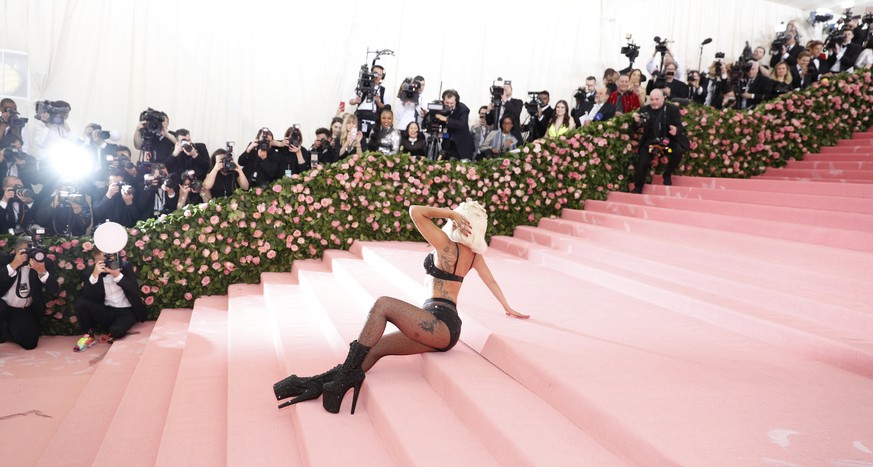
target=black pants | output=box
[633,143,683,192]
[74,298,137,338]
[355,110,377,138]
[0,301,41,350]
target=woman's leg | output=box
[362,331,437,371]
[357,296,451,358]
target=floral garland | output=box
[8,70,872,335]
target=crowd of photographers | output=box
[1,12,872,350]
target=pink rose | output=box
[202,276,211,286]
[272,185,282,193]
[145,296,155,305]
[184,293,193,301]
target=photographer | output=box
[646,47,684,81]
[73,248,146,345]
[856,36,873,69]
[394,76,425,130]
[240,128,283,187]
[350,65,387,137]
[1,98,28,145]
[608,74,641,115]
[133,109,177,164]
[1,134,39,189]
[368,108,401,156]
[704,59,731,108]
[485,80,524,143]
[311,127,339,165]
[480,116,519,157]
[631,89,689,193]
[137,163,177,220]
[646,63,689,100]
[29,100,73,159]
[435,89,475,160]
[0,176,36,235]
[470,106,490,158]
[795,52,819,88]
[176,171,210,210]
[826,28,863,74]
[0,236,59,350]
[739,61,772,110]
[528,91,554,142]
[770,31,804,69]
[167,129,209,180]
[35,182,91,236]
[278,125,312,175]
[687,70,706,105]
[204,148,249,199]
[93,172,139,228]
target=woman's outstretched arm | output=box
[472,255,529,319]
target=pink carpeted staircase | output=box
[2,133,873,466]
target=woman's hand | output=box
[451,211,471,236]
[505,307,530,319]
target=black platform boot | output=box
[273,365,341,409]
[322,340,371,414]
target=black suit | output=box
[239,147,283,187]
[530,105,554,141]
[442,102,475,160]
[486,98,524,142]
[826,43,863,73]
[742,74,772,109]
[770,43,804,68]
[0,199,37,235]
[93,191,141,228]
[632,103,688,193]
[74,260,146,338]
[0,254,60,350]
[582,102,616,123]
[166,142,210,181]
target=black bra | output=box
[424,243,474,283]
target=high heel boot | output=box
[322,340,371,414]
[273,365,341,409]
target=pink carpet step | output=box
[154,296,230,467]
[606,190,873,232]
[669,175,873,197]
[836,137,873,146]
[356,242,873,465]
[584,198,873,252]
[762,167,873,181]
[507,225,872,337]
[534,216,873,300]
[755,174,873,184]
[90,310,194,466]
[225,283,304,467]
[787,160,873,170]
[643,184,873,214]
[802,153,873,161]
[262,271,396,466]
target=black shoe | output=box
[663,174,673,186]
[632,185,644,194]
[322,341,371,414]
[274,364,341,402]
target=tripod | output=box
[425,127,444,161]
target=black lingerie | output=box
[422,298,462,352]
[423,243,475,283]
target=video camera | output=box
[653,36,670,54]
[3,147,28,163]
[621,34,641,64]
[524,92,544,117]
[770,32,788,55]
[3,107,28,128]
[57,190,86,206]
[422,100,448,133]
[489,78,506,105]
[35,100,71,125]
[398,77,422,104]
[139,108,166,152]
[356,64,379,101]
[287,125,302,147]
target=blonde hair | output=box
[340,114,359,147]
[441,201,489,254]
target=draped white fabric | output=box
[1,0,803,152]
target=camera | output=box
[489,78,506,105]
[95,130,111,140]
[57,190,85,206]
[653,36,670,54]
[770,32,787,55]
[647,137,672,156]
[621,34,641,63]
[422,100,448,133]
[287,125,302,147]
[115,181,134,196]
[398,77,422,104]
[222,141,237,172]
[3,147,27,162]
[26,228,48,263]
[355,64,378,101]
[139,108,166,152]
[180,141,194,153]
[3,107,28,128]
[143,173,166,190]
[35,100,71,125]
[104,252,120,271]
[12,184,33,200]
[524,92,544,117]
[825,28,847,50]
[573,87,586,99]
[715,52,725,59]
[182,169,201,193]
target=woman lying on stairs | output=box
[273,201,529,414]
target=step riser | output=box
[670,176,873,197]
[643,185,873,215]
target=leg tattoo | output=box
[418,317,439,335]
